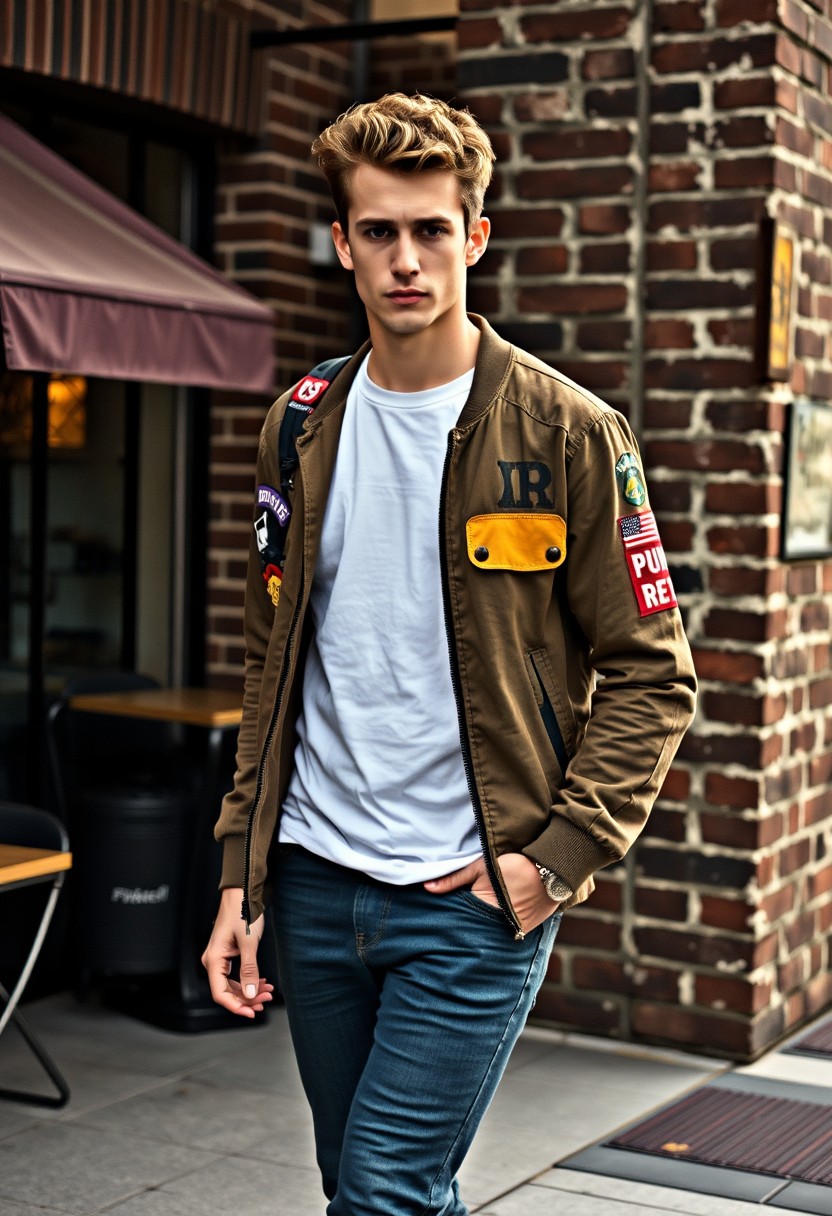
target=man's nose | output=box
[391,234,419,276]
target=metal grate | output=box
[788,1018,832,1059]
[609,1086,832,1186]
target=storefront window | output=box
[0,104,209,803]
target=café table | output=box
[68,687,244,1032]
[0,816,72,1105]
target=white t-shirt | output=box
[280,355,481,883]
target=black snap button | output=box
[474,546,489,562]
[546,546,561,563]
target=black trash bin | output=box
[76,785,191,975]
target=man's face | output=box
[331,164,489,341]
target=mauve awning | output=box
[0,115,275,394]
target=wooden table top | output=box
[68,688,243,728]
[0,844,72,887]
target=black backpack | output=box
[255,356,350,605]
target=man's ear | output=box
[464,216,490,268]
[332,221,354,271]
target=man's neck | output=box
[367,315,480,393]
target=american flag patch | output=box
[618,511,678,617]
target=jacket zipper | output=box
[241,538,306,930]
[438,430,525,940]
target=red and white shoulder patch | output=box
[618,511,678,617]
[292,375,330,407]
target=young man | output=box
[203,93,697,1215]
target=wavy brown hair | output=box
[312,93,495,235]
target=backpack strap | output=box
[255,356,350,607]
[278,356,351,495]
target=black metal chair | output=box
[0,800,71,1108]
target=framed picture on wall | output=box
[782,399,832,560]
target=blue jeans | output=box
[272,845,561,1216]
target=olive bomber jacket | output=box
[215,316,697,937]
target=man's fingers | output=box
[424,859,485,893]
[239,915,264,999]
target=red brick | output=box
[704,774,760,811]
[518,284,628,314]
[521,9,632,41]
[556,915,622,951]
[705,481,779,514]
[634,927,757,970]
[516,246,569,275]
[647,440,766,474]
[491,208,566,238]
[578,202,632,236]
[517,165,633,200]
[645,807,687,843]
[653,34,775,74]
[779,838,812,878]
[582,48,636,81]
[649,161,702,191]
[717,0,778,22]
[586,877,623,913]
[645,319,695,349]
[533,987,620,1032]
[573,958,679,1002]
[701,811,782,850]
[717,77,778,113]
[653,1,706,31]
[635,887,689,921]
[522,128,631,162]
[580,243,631,274]
[704,689,785,726]
[513,91,570,124]
[809,751,832,786]
[715,115,774,149]
[707,524,779,559]
[704,607,788,643]
[808,862,832,900]
[810,677,832,709]
[647,240,698,271]
[576,320,632,350]
[806,789,832,826]
[690,648,763,684]
[632,1003,752,1056]
[458,16,502,48]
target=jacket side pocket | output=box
[526,649,569,778]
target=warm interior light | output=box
[47,374,87,448]
[0,372,87,448]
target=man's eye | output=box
[423,225,447,237]
[365,226,391,239]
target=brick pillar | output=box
[459,0,832,1059]
[207,0,355,688]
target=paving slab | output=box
[0,1121,212,1213]
[101,1154,326,1216]
[76,1075,316,1162]
[538,1168,809,1215]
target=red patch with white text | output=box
[292,376,330,407]
[619,511,678,617]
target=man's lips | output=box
[386,289,428,304]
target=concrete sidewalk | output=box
[0,992,825,1215]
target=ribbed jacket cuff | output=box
[219,834,247,891]
[523,814,614,894]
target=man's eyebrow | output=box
[354,215,455,227]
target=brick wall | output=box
[458,0,832,1059]
[207,0,355,687]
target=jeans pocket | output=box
[455,887,510,926]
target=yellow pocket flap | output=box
[466,514,567,571]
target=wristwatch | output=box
[534,863,572,903]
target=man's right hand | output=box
[201,887,274,1019]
